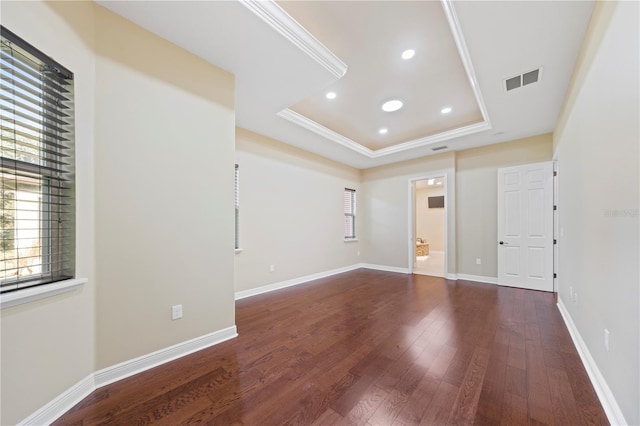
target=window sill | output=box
[344,238,359,243]
[235,248,243,254]
[0,278,88,309]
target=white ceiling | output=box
[95,0,595,170]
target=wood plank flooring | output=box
[54,270,608,425]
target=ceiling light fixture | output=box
[441,107,452,114]
[401,49,415,60]
[326,92,337,100]
[382,99,403,112]
[428,179,435,185]
[379,128,388,135]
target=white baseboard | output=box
[94,325,238,388]
[360,263,410,274]
[235,264,362,300]
[456,274,498,285]
[445,273,458,280]
[556,298,627,426]
[20,326,238,425]
[19,374,95,426]
[235,263,415,301]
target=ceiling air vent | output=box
[432,146,448,151]
[505,68,542,92]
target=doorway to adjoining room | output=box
[413,177,445,277]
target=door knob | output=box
[499,241,505,245]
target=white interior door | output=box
[497,162,553,292]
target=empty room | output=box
[0,1,638,425]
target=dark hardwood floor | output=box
[54,269,608,425]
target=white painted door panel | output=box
[498,162,553,291]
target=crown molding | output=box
[273,0,492,161]
[373,121,491,157]
[277,108,373,156]
[441,0,491,126]
[238,0,347,79]
[278,108,491,158]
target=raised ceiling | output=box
[280,1,484,151]
[95,0,595,169]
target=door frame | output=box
[407,169,455,276]
[497,161,554,291]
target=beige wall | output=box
[362,153,456,271]
[553,1,639,423]
[415,186,445,251]
[234,128,361,293]
[0,2,96,424]
[93,6,236,368]
[1,1,237,423]
[456,134,553,278]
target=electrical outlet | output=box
[357,251,361,257]
[172,304,183,320]
[573,292,578,304]
[476,258,481,265]
[269,264,275,272]
[604,329,610,352]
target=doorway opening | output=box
[412,176,446,277]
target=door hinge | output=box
[553,171,557,177]
[554,239,557,244]
[554,273,557,279]
[553,205,557,211]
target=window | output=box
[234,164,239,250]
[344,188,356,239]
[0,26,75,293]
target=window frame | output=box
[344,188,356,240]
[0,26,76,294]
[234,164,240,251]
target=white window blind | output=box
[234,164,239,250]
[0,26,75,293]
[344,188,356,239]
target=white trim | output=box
[344,238,359,243]
[18,327,238,425]
[556,298,627,426]
[441,0,491,126]
[235,263,418,301]
[456,274,498,285]
[277,108,491,159]
[373,121,491,157]
[277,109,371,156]
[235,264,362,300]
[274,0,492,160]
[445,273,458,280]
[407,171,452,277]
[1,278,88,309]
[238,0,346,79]
[18,374,95,426]
[360,264,410,274]
[235,248,243,254]
[94,326,238,388]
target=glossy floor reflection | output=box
[54,270,608,425]
[414,252,445,277]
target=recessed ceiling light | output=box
[382,99,403,112]
[379,128,388,135]
[441,107,452,114]
[428,179,435,186]
[402,49,415,60]
[326,92,337,100]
